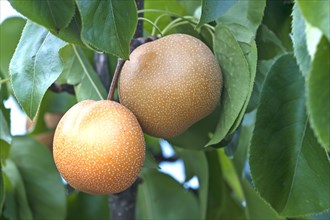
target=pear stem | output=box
[107,59,125,101]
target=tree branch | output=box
[109,178,143,220]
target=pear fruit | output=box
[53,100,145,194]
[119,34,222,138]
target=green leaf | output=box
[1,173,15,219]
[256,24,286,60]
[229,41,257,132]
[145,135,162,156]
[218,183,246,219]
[250,54,330,216]
[144,1,188,34]
[58,45,85,85]
[198,0,237,28]
[247,58,278,112]
[49,9,84,46]
[292,3,311,76]
[218,150,244,201]
[217,0,266,43]
[9,21,66,119]
[306,37,330,151]
[0,110,11,162]
[0,110,11,146]
[297,0,330,41]
[143,149,159,169]
[136,170,200,219]
[9,136,66,220]
[0,17,25,101]
[177,0,200,15]
[76,0,137,59]
[0,97,10,130]
[8,0,75,32]
[67,191,109,220]
[242,179,284,220]
[0,164,4,215]
[232,112,255,175]
[0,17,26,78]
[207,25,250,147]
[2,160,33,220]
[59,45,107,101]
[176,149,208,219]
[205,152,223,220]
[209,151,246,220]
[44,91,76,114]
[262,0,293,50]
[0,71,10,101]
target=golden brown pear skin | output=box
[53,100,145,194]
[119,34,223,138]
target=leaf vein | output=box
[108,0,125,57]
[281,116,308,213]
[72,45,104,100]
[30,32,50,117]
[46,0,57,29]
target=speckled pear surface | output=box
[53,100,145,194]
[119,34,222,138]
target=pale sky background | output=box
[0,0,199,189]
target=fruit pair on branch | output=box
[53,34,223,194]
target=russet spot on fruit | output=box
[119,34,223,138]
[53,100,145,194]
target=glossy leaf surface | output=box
[59,45,107,101]
[176,149,208,219]
[0,110,11,161]
[50,10,84,46]
[2,160,33,220]
[198,0,237,28]
[207,25,250,147]
[292,4,311,76]
[205,152,225,219]
[76,0,137,59]
[67,192,109,220]
[10,21,66,119]
[217,0,266,43]
[297,0,330,41]
[256,24,286,60]
[136,170,200,219]
[9,136,66,219]
[0,164,4,215]
[8,0,75,32]
[0,17,26,77]
[229,41,257,133]
[247,58,278,112]
[250,54,330,216]
[306,37,330,151]
[242,180,284,220]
